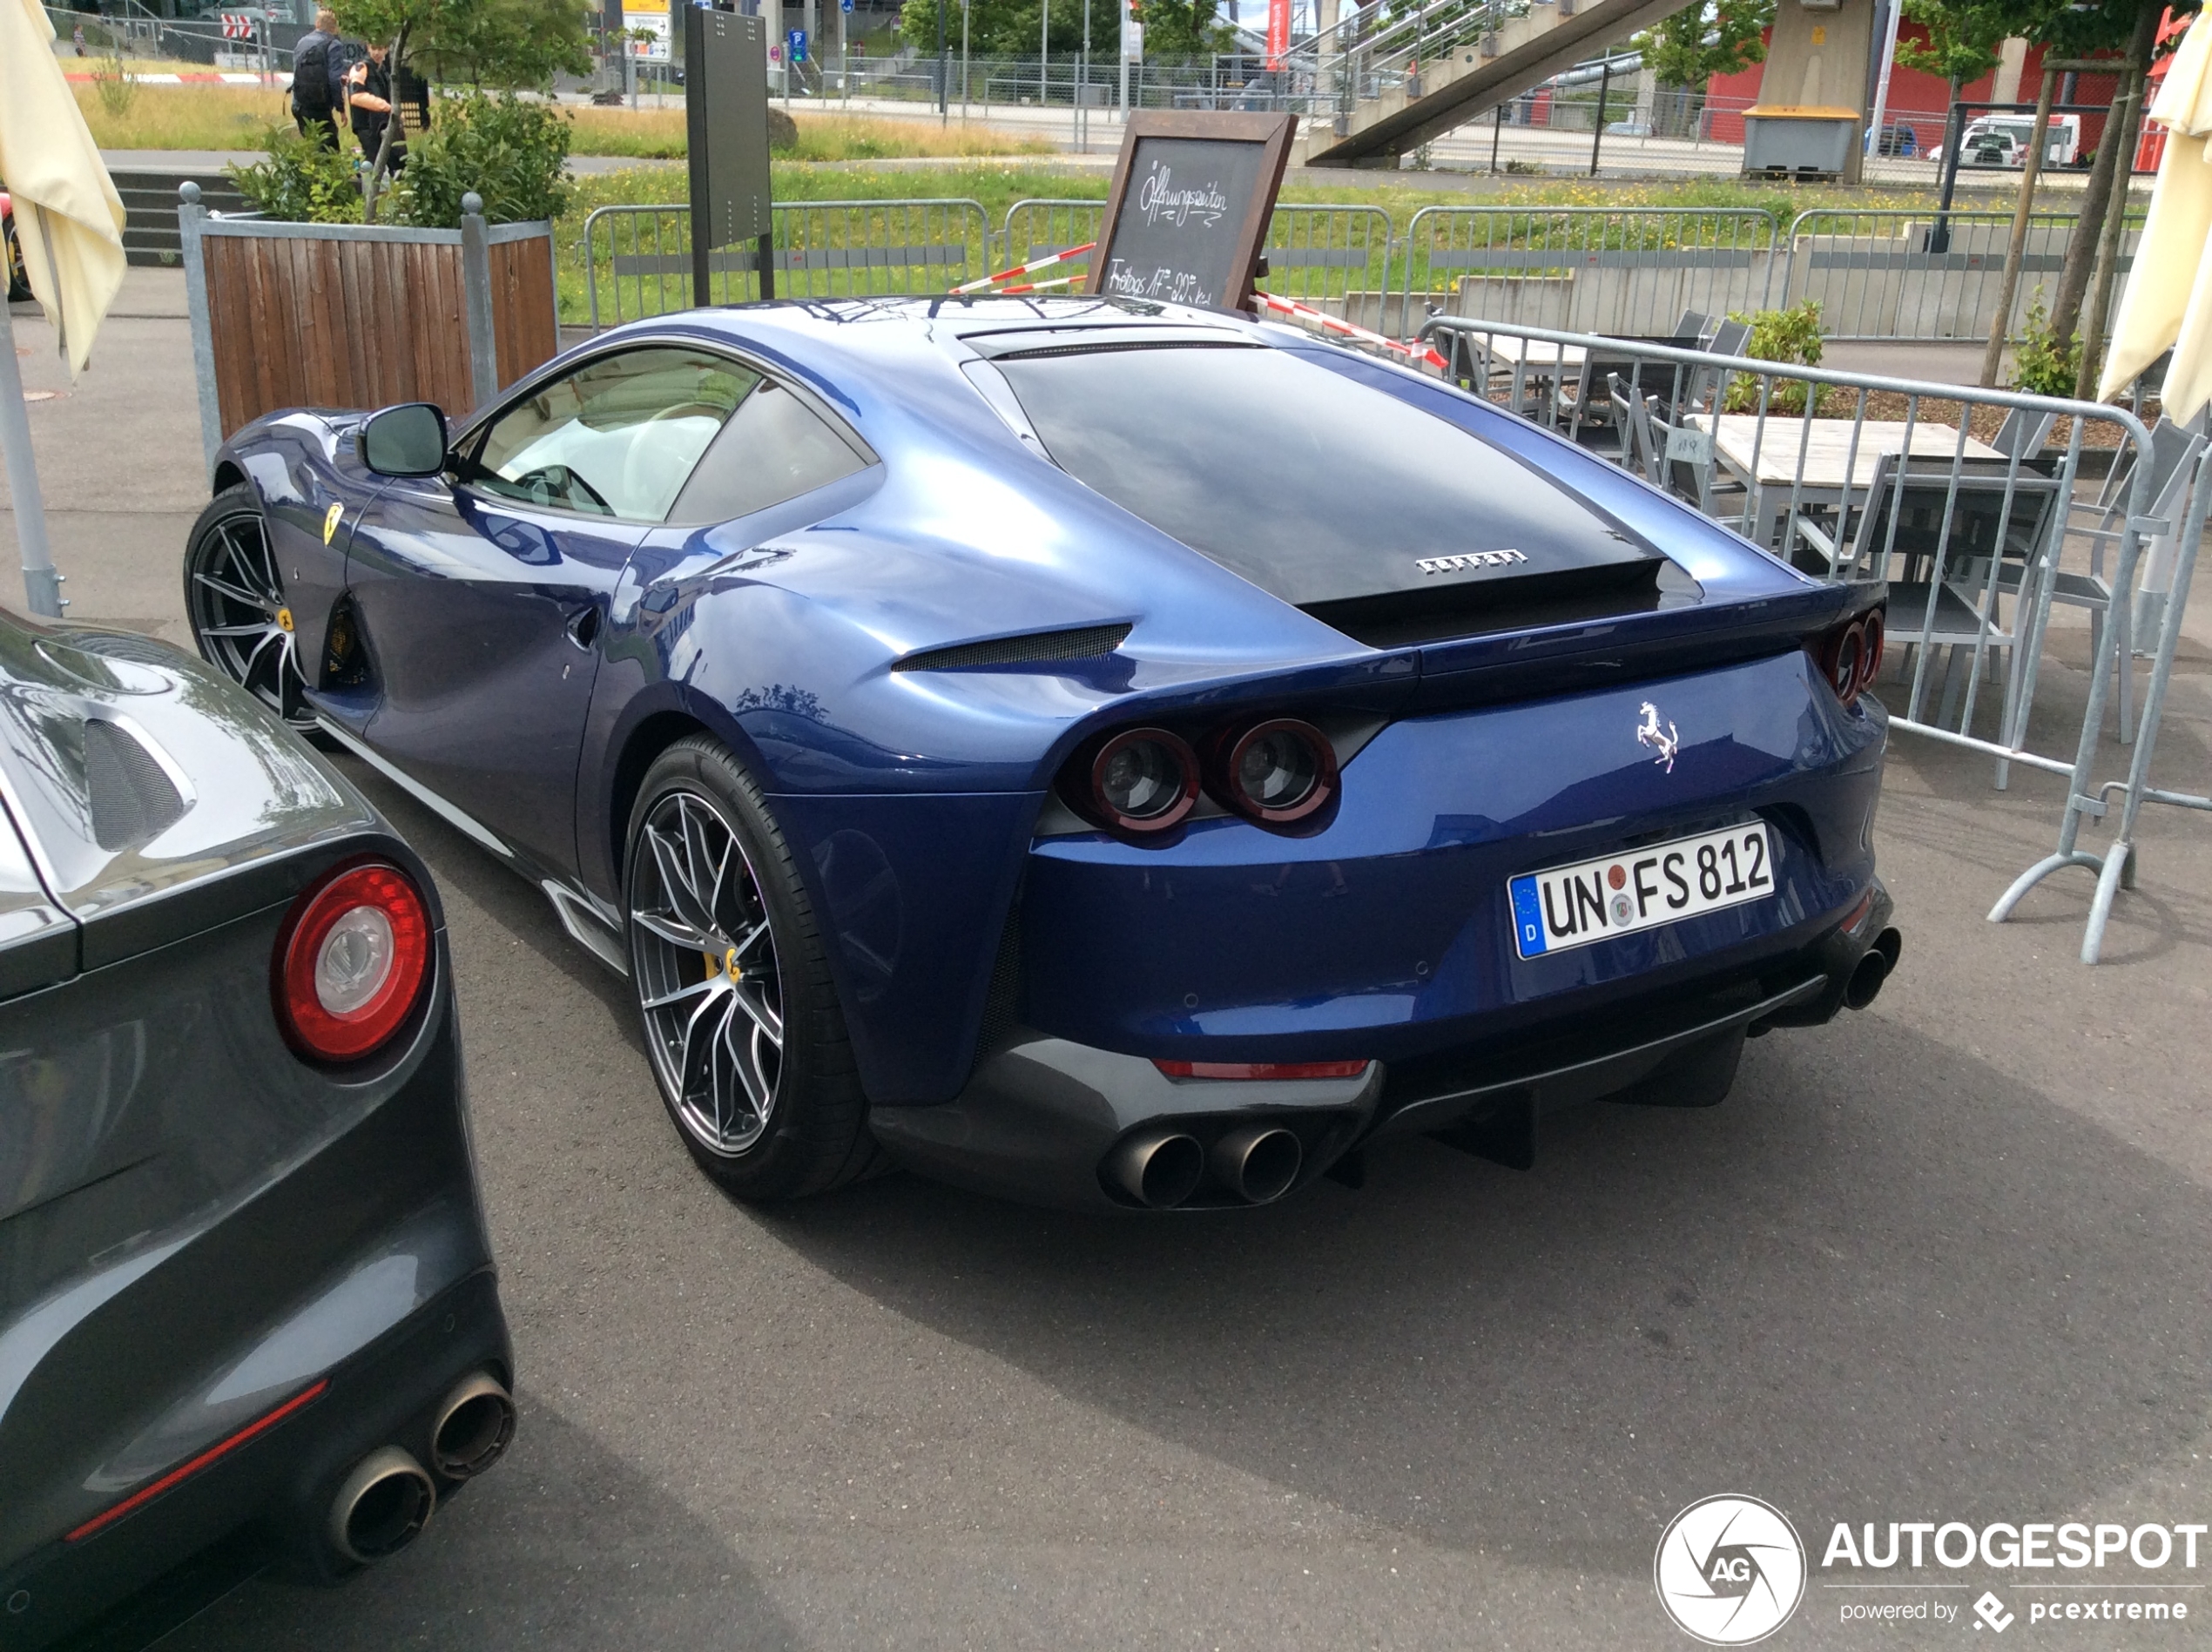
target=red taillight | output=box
[273,862,432,1062]
[1814,604,1885,706]
[1067,726,1201,837]
[1153,1059,1370,1080]
[1208,718,1339,826]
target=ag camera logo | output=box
[1655,1494,1807,1645]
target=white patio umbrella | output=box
[0,0,127,617]
[2101,8,2212,414]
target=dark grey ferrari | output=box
[0,608,511,1649]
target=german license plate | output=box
[1508,821,1775,960]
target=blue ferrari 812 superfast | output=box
[185,296,1898,1210]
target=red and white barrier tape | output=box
[1252,291,1448,373]
[952,240,1096,296]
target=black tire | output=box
[624,736,879,1201]
[3,214,27,304]
[184,485,318,735]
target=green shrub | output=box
[1723,298,1825,414]
[391,91,572,229]
[2012,288,2080,399]
[90,51,137,118]
[226,125,363,223]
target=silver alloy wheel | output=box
[629,788,785,1156]
[187,509,311,729]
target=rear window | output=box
[992,343,1654,610]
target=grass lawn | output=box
[566,106,1055,160]
[70,84,1055,159]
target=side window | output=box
[468,347,756,522]
[669,380,870,524]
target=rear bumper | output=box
[873,881,1897,1210]
[0,1271,509,1651]
[0,944,510,1651]
[1019,651,1886,1065]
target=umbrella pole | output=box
[0,301,65,620]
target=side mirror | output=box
[362,402,448,477]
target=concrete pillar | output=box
[1993,37,2027,106]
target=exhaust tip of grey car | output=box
[430,1371,516,1480]
[329,1446,435,1565]
[1844,928,1902,1011]
[1109,1130,1204,1209]
[1211,1125,1303,1204]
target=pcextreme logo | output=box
[1654,1494,1808,1645]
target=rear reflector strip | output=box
[1153,1060,1369,1081]
[66,1379,329,1542]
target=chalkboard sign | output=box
[1087,111,1296,313]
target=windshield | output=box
[992,342,1656,609]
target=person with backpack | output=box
[291,9,342,151]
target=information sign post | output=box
[685,7,776,304]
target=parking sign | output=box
[787,27,806,62]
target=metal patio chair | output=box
[1790,454,2066,733]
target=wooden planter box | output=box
[177,182,560,471]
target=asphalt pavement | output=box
[7,280,2212,1649]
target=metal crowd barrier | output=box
[1399,207,1784,344]
[583,199,993,328]
[1001,198,1104,272]
[1779,208,2141,343]
[1417,314,2192,964]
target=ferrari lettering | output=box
[1415,549,1527,576]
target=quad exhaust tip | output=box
[1109,1130,1204,1209]
[329,1446,435,1565]
[431,1371,516,1480]
[1211,1125,1303,1204]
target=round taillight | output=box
[1858,607,1885,692]
[1216,718,1339,826]
[274,862,432,1062]
[1821,619,1865,705]
[1085,728,1200,834]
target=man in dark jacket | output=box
[346,43,407,174]
[290,8,341,150]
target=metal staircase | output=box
[1293,0,1696,166]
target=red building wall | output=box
[1701,28,2121,157]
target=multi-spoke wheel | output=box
[4,212,29,303]
[624,737,877,1200]
[183,485,314,732]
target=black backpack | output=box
[293,34,334,115]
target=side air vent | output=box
[894,624,1131,673]
[84,718,190,852]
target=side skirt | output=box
[314,717,631,980]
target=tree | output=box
[1893,0,2012,98]
[898,0,1227,62]
[1634,0,1771,138]
[1635,0,1772,90]
[330,0,590,219]
[1910,0,2198,389]
[407,0,592,88]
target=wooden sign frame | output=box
[1085,111,1298,313]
